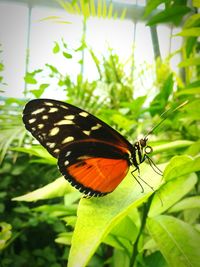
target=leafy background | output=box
[0,0,200,267]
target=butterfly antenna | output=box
[144,100,188,139]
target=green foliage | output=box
[145,0,191,26]
[41,0,127,23]
[147,215,200,267]
[0,1,199,266]
[0,98,27,164]
[57,0,127,20]
[150,73,174,116]
[0,222,12,250]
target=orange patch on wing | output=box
[67,157,129,193]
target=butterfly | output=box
[23,99,155,197]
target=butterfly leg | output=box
[131,167,154,193]
[131,167,144,193]
[145,155,163,176]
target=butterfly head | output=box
[134,137,153,164]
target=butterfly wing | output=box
[23,99,132,158]
[57,140,130,196]
[23,99,133,196]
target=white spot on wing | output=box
[66,151,71,157]
[61,105,68,110]
[55,120,74,125]
[45,102,53,106]
[32,108,45,115]
[42,115,48,120]
[91,123,102,130]
[47,142,56,148]
[79,111,89,117]
[54,148,60,154]
[49,127,59,136]
[64,115,75,120]
[64,160,69,166]
[29,118,36,124]
[83,130,90,136]
[49,107,58,113]
[38,124,44,129]
[62,136,74,144]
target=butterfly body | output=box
[23,99,151,197]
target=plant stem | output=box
[129,194,154,267]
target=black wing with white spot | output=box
[23,99,132,158]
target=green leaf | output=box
[147,215,200,267]
[121,95,147,118]
[185,37,197,57]
[55,232,72,245]
[12,145,56,165]
[182,99,200,120]
[168,196,200,213]
[151,140,194,154]
[97,0,102,17]
[57,0,74,14]
[179,57,200,67]
[30,83,49,98]
[73,2,81,14]
[107,2,113,19]
[46,64,59,74]
[75,43,87,52]
[147,6,191,26]
[33,204,77,217]
[51,20,71,24]
[63,52,72,59]
[186,80,200,88]
[53,41,60,53]
[40,16,71,24]
[108,211,139,243]
[178,27,200,37]
[120,8,127,20]
[12,177,78,201]
[149,173,197,217]
[176,87,200,96]
[40,16,61,21]
[104,215,137,253]
[90,0,96,16]
[144,0,167,18]
[111,114,133,130]
[144,251,168,267]
[0,62,4,71]
[0,222,12,250]
[186,141,200,156]
[183,14,200,28]
[163,155,200,181]
[193,0,200,7]
[150,73,174,115]
[102,0,107,18]
[24,73,37,84]
[112,250,130,267]
[80,0,90,18]
[67,163,163,267]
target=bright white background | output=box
[0,1,182,99]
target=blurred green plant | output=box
[41,0,127,23]
[0,0,199,266]
[0,98,27,164]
